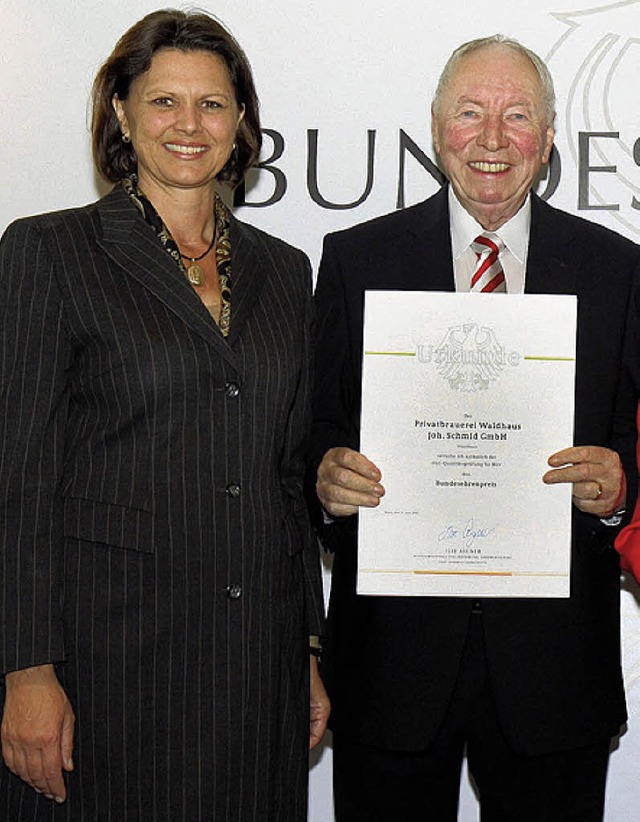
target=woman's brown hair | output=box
[92,8,261,187]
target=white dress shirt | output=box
[448,186,531,295]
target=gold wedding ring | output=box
[594,481,603,500]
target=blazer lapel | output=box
[224,217,266,347]
[96,188,238,367]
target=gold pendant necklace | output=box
[180,227,216,287]
[186,261,205,286]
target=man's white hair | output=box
[432,34,556,125]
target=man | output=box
[310,35,640,820]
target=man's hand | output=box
[316,447,385,518]
[543,445,626,517]
[309,656,330,750]
[1,664,75,803]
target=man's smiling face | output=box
[431,43,555,231]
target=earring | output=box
[122,132,131,144]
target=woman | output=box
[0,9,328,820]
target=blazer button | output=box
[226,584,242,599]
[225,382,240,398]
[225,483,241,498]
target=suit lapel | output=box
[525,195,578,296]
[405,189,579,296]
[391,186,455,293]
[419,188,455,292]
[96,187,238,367]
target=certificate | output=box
[358,291,577,598]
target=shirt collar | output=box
[448,186,531,264]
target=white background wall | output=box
[2,1,640,818]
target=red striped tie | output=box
[470,234,506,293]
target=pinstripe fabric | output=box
[0,186,324,821]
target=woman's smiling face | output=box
[113,48,244,198]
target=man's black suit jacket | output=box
[310,185,640,756]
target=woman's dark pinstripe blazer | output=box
[0,186,324,821]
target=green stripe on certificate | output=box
[524,356,575,361]
[364,350,415,356]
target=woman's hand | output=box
[309,656,330,749]
[1,664,75,803]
